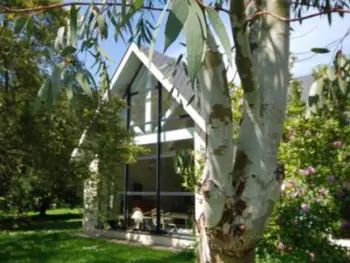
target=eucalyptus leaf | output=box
[76,70,93,97]
[97,14,108,39]
[206,7,233,68]
[55,26,65,50]
[70,5,78,47]
[51,62,64,101]
[66,82,74,103]
[311,48,330,54]
[62,46,77,56]
[164,0,190,52]
[326,67,336,81]
[183,0,206,83]
[34,79,50,111]
[98,46,112,61]
[85,69,98,91]
[337,78,347,94]
[14,16,28,34]
[306,79,323,118]
[26,18,34,40]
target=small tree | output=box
[74,96,146,226]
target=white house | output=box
[80,43,330,249]
[81,43,208,248]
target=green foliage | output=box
[230,82,243,142]
[0,2,144,217]
[258,78,350,262]
[75,97,146,175]
[205,6,232,67]
[174,149,204,192]
[164,0,189,52]
[230,64,350,262]
[0,0,84,214]
[306,52,350,118]
[73,96,146,223]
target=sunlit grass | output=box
[0,209,194,263]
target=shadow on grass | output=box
[0,212,83,232]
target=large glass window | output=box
[115,66,196,235]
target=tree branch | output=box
[0,2,165,14]
[248,7,350,23]
[1,1,349,24]
[230,0,256,93]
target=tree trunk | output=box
[195,1,290,262]
[39,198,51,217]
[83,157,99,232]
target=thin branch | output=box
[0,2,165,13]
[248,7,350,23]
[0,1,231,15]
[1,2,350,24]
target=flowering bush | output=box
[231,61,350,261]
[257,79,350,262]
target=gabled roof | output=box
[72,43,315,159]
[109,43,205,132]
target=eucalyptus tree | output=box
[1,0,349,262]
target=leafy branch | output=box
[2,1,350,24]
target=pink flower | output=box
[301,203,310,213]
[291,179,297,186]
[301,166,316,175]
[298,188,305,195]
[278,241,285,251]
[308,166,316,174]
[309,252,315,261]
[319,187,328,195]
[333,140,344,148]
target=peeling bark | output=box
[195,1,290,262]
[195,30,234,263]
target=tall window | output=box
[102,65,195,236]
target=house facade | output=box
[82,43,347,248]
[82,43,207,248]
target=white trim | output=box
[127,44,206,133]
[145,90,153,132]
[129,121,144,135]
[134,128,194,145]
[154,102,179,132]
[116,191,194,197]
[109,45,135,93]
[84,229,196,249]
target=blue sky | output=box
[71,1,350,83]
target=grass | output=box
[0,209,194,263]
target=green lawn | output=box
[0,209,194,263]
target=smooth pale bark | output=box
[195,1,290,262]
[195,32,234,263]
[83,158,99,232]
